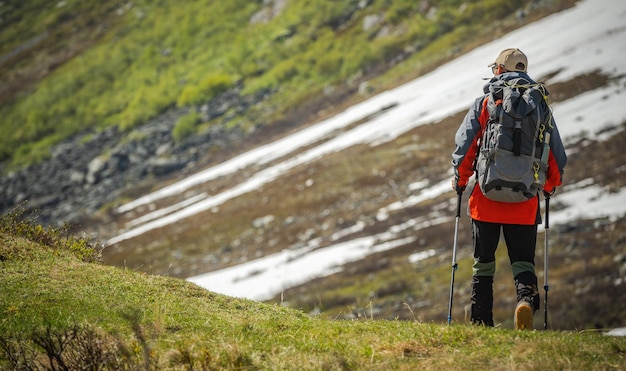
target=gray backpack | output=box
[476,77,551,203]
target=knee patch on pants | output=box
[512,261,535,278]
[473,260,495,276]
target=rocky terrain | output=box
[0,84,272,226]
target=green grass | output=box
[2,209,625,369]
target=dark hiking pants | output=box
[470,219,540,326]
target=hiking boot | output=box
[515,301,533,330]
[470,275,494,326]
[515,272,540,312]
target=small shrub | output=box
[0,323,141,370]
[268,58,300,82]
[0,204,103,263]
[177,73,234,107]
[314,53,344,77]
[199,74,234,97]
[241,74,279,96]
[172,111,201,142]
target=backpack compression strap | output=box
[513,120,522,156]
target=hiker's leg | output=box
[471,219,500,326]
[503,223,540,311]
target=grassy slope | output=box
[1,227,625,369]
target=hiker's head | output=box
[489,48,528,75]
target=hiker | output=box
[451,48,567,329]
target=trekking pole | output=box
[543,192,550,330]
[447,192,462,325]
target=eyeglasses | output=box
[491,64,499,74]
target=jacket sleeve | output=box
[544,117,567,192]
[452,97,487,188]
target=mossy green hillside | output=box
[1,210,625,369]
[0,0,573,168]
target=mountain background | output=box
[1,0,625,331]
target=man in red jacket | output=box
[451,48,567,329]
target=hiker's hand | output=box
[543,187,556,198]
[452,177,466,194]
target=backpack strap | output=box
[513,120,522,156]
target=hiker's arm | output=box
[544,120,567,193]
[452,97,486,188]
